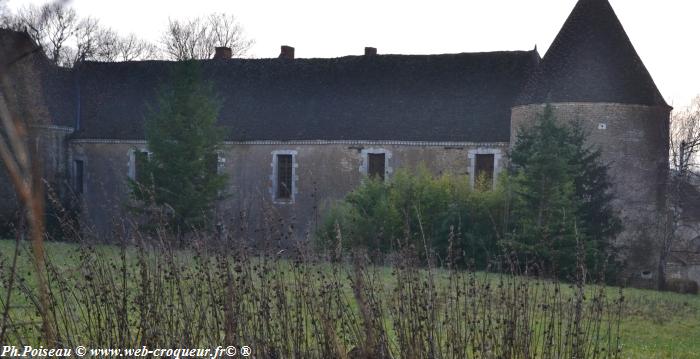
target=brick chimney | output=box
[279,45,295,59]
[213,47,232,59]
[364,47,377,56]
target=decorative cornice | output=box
[70,139,510,147]
[511,102,672,111]
[31,125,75,132]
[71,139,147,145]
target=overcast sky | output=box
[8,0,700,109]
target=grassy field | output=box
[1,239,699,358]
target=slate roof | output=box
[5,0,671,141]
[0,29,75,127]
[39,62,75,127]
[516,0,669,108]
[70,51,539,142]
[0,28,33,67]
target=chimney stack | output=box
[213,47,232,59]
[279,45,295,59]
[364,47,377,56]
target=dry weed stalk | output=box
[0,32,55,344]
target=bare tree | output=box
[0,0,8,18]
[657,96,700,290]
[207,13,254,57]
[4,3,158,66]
[671,97,700,177]
[162,13,254,60]
[6,3,78,66]
[70,16,107,63]
[112,33,159,61]
[162,17,204,60]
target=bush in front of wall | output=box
[666,278,699,295]
[315,165,506,268]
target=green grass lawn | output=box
[1,239,699,358]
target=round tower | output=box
[511,0,671,282]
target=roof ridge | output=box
[77,49,538,66]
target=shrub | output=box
[666,278,699,295]
[316,165,506,268]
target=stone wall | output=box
[69,140,508,240]
[511,102,671,282]
[0,31,67,234]
[0,126,72,234]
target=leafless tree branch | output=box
[0,31,56,344]
[671,96,700,177]
[3,3,159,66]
[657,96,700,290]
[161,13,254,60]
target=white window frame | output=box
[211,150,226,175]
[468,148,502,189]
[270,150,298,204]
[128,148,152,180]
[360,148,393,180]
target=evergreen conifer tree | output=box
[129,60,227,234]
[508,105,621,278]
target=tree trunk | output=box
[657,250,668,291]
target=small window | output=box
[276,154,293,200]
[368,153,386,181]
[74,160,84,194]
[134,150,149,183]
[475,153,494,190]
[205,152,219,175]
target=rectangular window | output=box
[368,153,386,181]
[74,160,84,194]
[475,153,495,190]
[206,152,219,175]
[134,151,149,183]
[276,154,293,200]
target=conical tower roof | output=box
[516,0,668,107]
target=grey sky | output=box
[8,0,700,109]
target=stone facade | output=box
[1,0,690,286]
[0,29,72,232]
[69,140,507,239]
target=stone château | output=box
[2,0,693,284]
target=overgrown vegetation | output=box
[1,238,698,358]
[316,166,506,268]
[318,106,622,281]
[0,238,615,358]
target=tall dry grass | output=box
[0,211,624,359]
